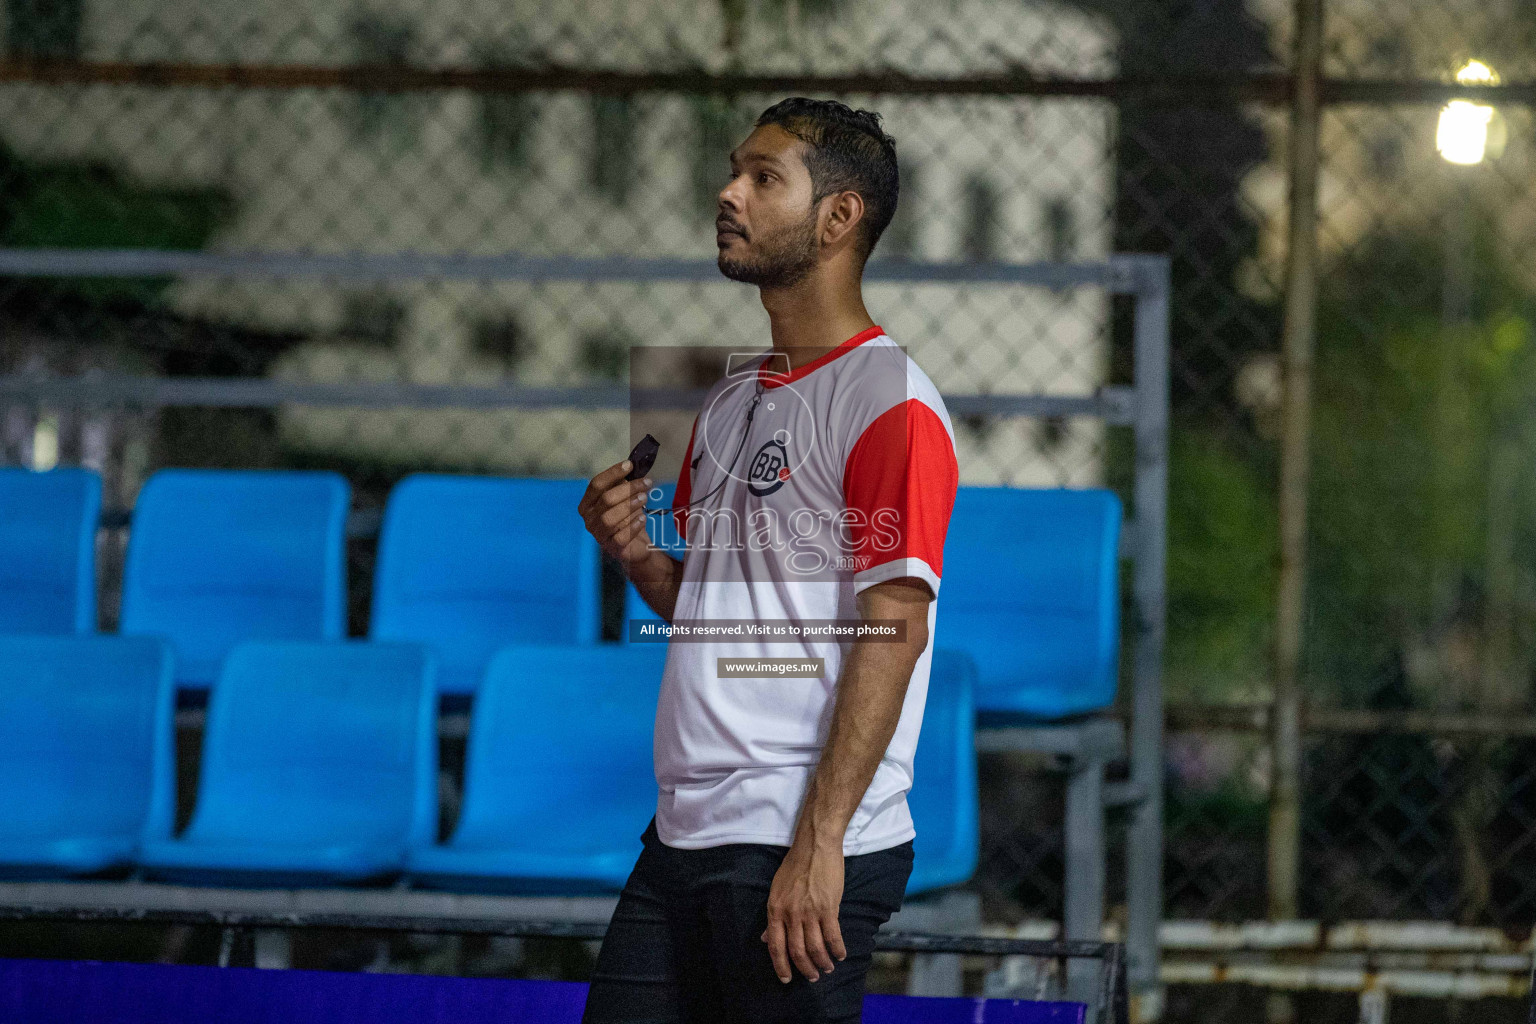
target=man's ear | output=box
[819,190,866,250]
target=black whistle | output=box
[625,434,661,481]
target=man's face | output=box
[716,124,821,288]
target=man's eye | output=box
[757,172,773,185]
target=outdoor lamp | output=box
[1436,60,1498,165]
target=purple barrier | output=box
[0,958,1086,1024]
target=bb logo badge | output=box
[747,440,790,496]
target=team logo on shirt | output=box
[747,440,790,496]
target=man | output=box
[577,98,958,1023]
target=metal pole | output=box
[1064,755,1107,1013]
[1434,176,1474,636]
[1270,0,1324,933]
[1127,258,1171,1020]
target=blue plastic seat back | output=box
[624,482,682,635]
[371,476,600,694]
[0,635,173,840]
[452,644,668,845]
[183,641,436,847]
[942,487,1121,718]
[0,468,102,634]
[907,648,980,895]
[120,470,349,686]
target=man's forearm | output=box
[793,595,929,852]
[629,550,685,623]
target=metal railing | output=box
[0,881,1131,1024]
[0,248,1170,1009]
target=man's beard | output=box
[718,212,819,288]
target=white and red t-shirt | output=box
[651,325,959,854]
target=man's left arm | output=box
[759,576,933,985]
[761,394,959,984]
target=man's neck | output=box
[759,272,876,372]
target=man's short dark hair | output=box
[755,98,898,260]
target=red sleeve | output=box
[841,399,958,595]
[671,416,699,541]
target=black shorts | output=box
[581,819,914,1024]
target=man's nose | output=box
[718,178,745,214]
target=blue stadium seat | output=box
[140,641,436,886]
[623,481,682,637]
[941,487,1121,718]
[906,649,980,896]
[0,634,173,878]
[0,467,102,634]
[120,470,349,688]
[407,643,668,893]
[372,475,601,695]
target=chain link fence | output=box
[9,0,1536,1019]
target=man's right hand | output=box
[578,461,655,569]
